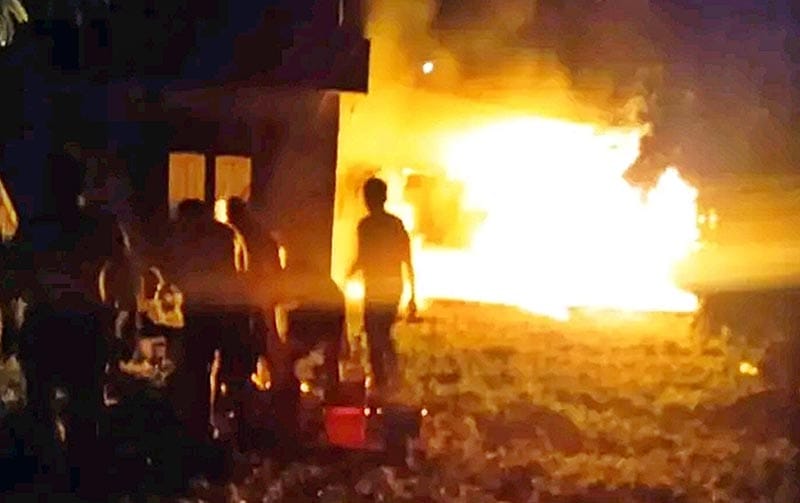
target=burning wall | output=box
[332,0,701,319]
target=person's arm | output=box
[234,229,248,273]
[401,226,417,308]
[266,237,282,276]
[209,350,221,427]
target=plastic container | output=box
[324,406,367,448]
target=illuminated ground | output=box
[194,302,798,502]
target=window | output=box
[168,152,205,219]
[167,152,252,222]
[214,155,252,223]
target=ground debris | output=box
[93,305,800,502]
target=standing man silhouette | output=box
[349,177,416,390]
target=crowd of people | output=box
[0,154,417,494]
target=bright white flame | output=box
[739,361,759,376]
[422,61,434,75]
[367,118,700,319]
[214,199,228,224]
[345,278,366,301]
[278,246,288,270]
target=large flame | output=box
[332,1,701,319]
[406,118,696,318]
[336,115,699,320]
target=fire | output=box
[738,361,759,377]
[331,0,702,320]
[338,117,700,320]
[214,199,228,224]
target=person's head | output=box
[363,177,388,214]
[177,199,206,223]
[226,197,247,225]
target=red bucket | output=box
[324,406,367,448]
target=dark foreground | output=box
[3,302,799,502]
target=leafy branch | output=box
[0,0,28,47]
[1,1,113,47]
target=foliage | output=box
[0,0,112,47]
[0,0,27,47]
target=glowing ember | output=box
[214,199,228,223]
[338,118,699,319]
[278,245,288,270]
[739,361,759,376]
[344,278,365,301]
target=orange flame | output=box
[331,0,703,320]
[338,118,699,320]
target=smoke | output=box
[362,0,799,184]
[630,2,797,186]
[364,0,659,127]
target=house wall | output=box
[0,0,363,275]
[165,86,341,275]
[0,75,341,280]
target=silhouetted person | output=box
[260,257,345,458]
[17,156,129,495]
[281,258,346,392]
[165,199,255,443]
[83,159,140,361]
[168,199,239,298]
[226,197,282,361]
[239,355,280,453]
[227,197,281,282]
[349,178,416,390]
